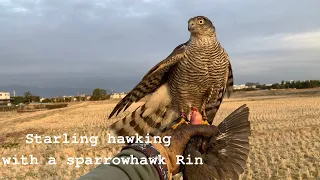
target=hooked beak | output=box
[188,21,195,31]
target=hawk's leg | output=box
[172,112,190,129]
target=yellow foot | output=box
[172,118,189,129]
[202,120,210,125]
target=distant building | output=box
[78,94,91,100]
[248,85,256,89]
[233,84,257,90]
[110,92,127,99]
[119,92,126,98]
[85,95,91,100]
[0,92,11,104]
[110,93,120,99]
[233,84,246,90]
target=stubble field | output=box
[0,89,319,180]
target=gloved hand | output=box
[152,124,220,176]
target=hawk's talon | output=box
[172,117,189,129]
[202,120,210,125]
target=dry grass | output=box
[1,89,320,180]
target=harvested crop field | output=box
[1,89,320,180]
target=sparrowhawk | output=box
[108,16,234,136]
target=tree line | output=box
[11,91,40,105]
[10,79,319,104]
[11,88,111,105]
[243,79,320,91]
[277,80,320,89]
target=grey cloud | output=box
[0,0,319,95]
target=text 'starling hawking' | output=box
[25,133,172,147]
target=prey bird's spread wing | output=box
[183,104,250,180]
[206,61,234,124]
[108,43,187,118]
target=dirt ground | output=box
[1,88,319,179]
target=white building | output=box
[233,84,257,90]
[110,93,120,99]
[110,92,127,99]
[0,92,11,104]
[233,84,247,90]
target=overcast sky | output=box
[1,0,320,93]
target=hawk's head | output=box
[188,16,215,36]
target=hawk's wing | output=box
[142,43,187,80]
[226,62,234,98]
[108,43,187,118]
[206,61,234,124]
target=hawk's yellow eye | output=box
[198,19,204,24]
